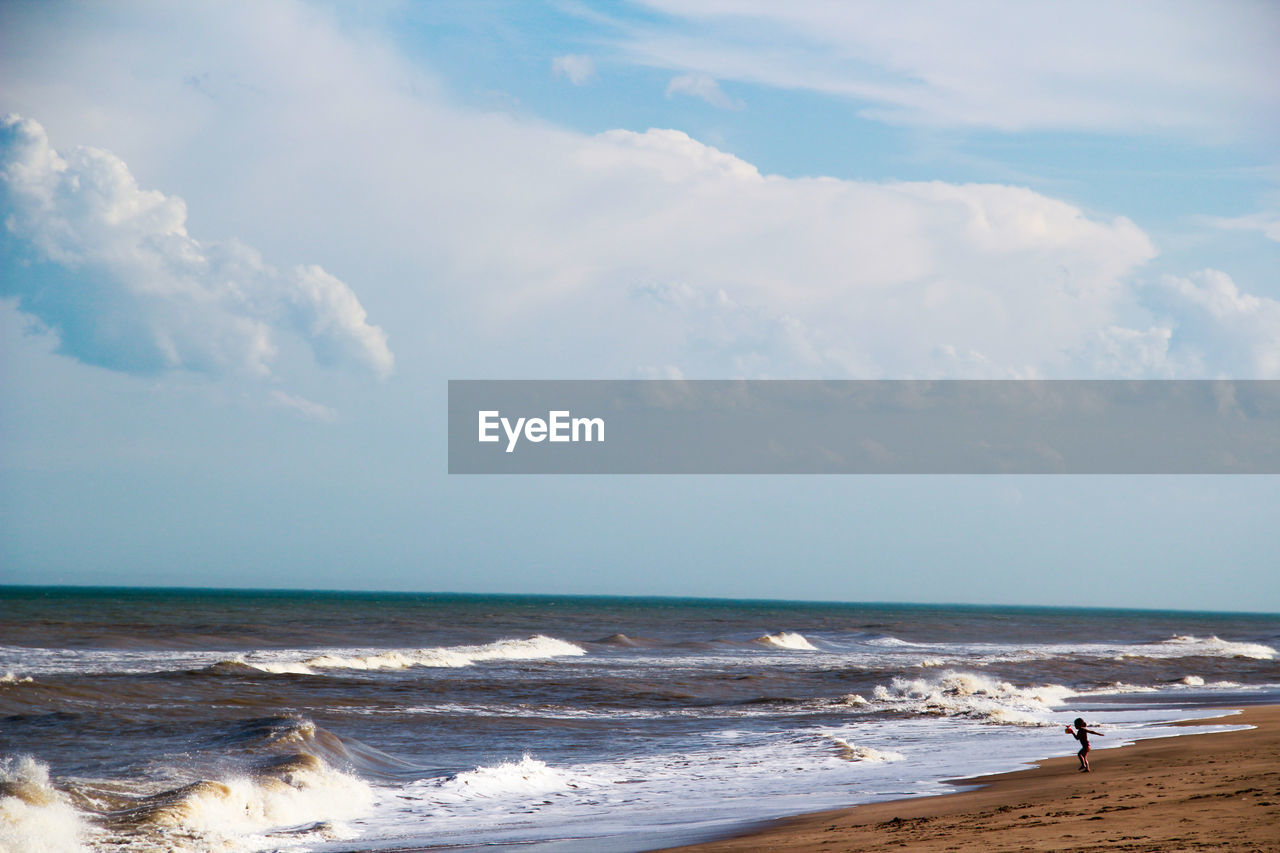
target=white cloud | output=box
[665,73,743,110]
[1210,213,1280,243]
[551,54,597,85]
[1094,269,1280,378]
[0,114,393,380]
[269,390,337,422]
[3,1,1273,383]
[1086,326,1174,377]
[552,128,1156,377]
[623,1,1280,138]
[1153,270,1280,377]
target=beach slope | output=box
[660,705,1280,852]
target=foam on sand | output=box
[756,632,818,651]
[0,755,89,853]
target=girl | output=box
[1066,717,1105,771]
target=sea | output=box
[1,587,1278,853]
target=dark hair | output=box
[1074,717,1086,728]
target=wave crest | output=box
[426,755,591,802]
[1153,635,1276,660]
[102,751,372,845]
[756,632,818,651]
[0,755,88,853]
[824,737,905,763]
[869,670,1073,725]
[223,635,587,675]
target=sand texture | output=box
[660,706,1280,852]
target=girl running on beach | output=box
[1066,717,1104,771]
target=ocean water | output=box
[1,588,1277,853]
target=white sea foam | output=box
[866,636,917,647]
[756,632,818,651]
[234,635,587,675]
[1171,675,1248,690]
[112,753,373,851]
[826,633,1277,668]
[1089,681,1159,694]
[354,706,1252,853]
[424,756,596,802]
[870,670,1074,725]
[0,672,33,684]
[0,755,89,853]
[171,764,368,834]
[1005,635,1277,664]
[1147,635,1276,660]
[824,737,905,763]
[234,658,318,676]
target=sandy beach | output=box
[661,705,1280,853]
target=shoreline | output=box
[656,705,1280,852]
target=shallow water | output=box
[1,587,1277,852]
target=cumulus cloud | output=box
[531,127,1156,377]
[551,54,597,85]
[4,3,1272,382]
[0,114,393,380]
[665,73,744,110]
[1153,270,1280,377]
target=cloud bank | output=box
[0,114,393,380]
[2,2,1276,382]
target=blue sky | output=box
[1,1,1278,611]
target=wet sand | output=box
[660,705,1280,852]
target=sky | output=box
[1,0,1278,612]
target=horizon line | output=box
[1,583,1276,619]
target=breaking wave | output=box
[0,755,88,853]
[100,752,371,843]
[832,633,1276,667]
[755,632,818,651]
[868,670,1074,725]
[1085,681,1160,695]
[422,755,594,802]
[3,719,380,853]
[1140,635,1276,660]
[866,636,918,647]
[223,635,587,675]
[822,737,905,763]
